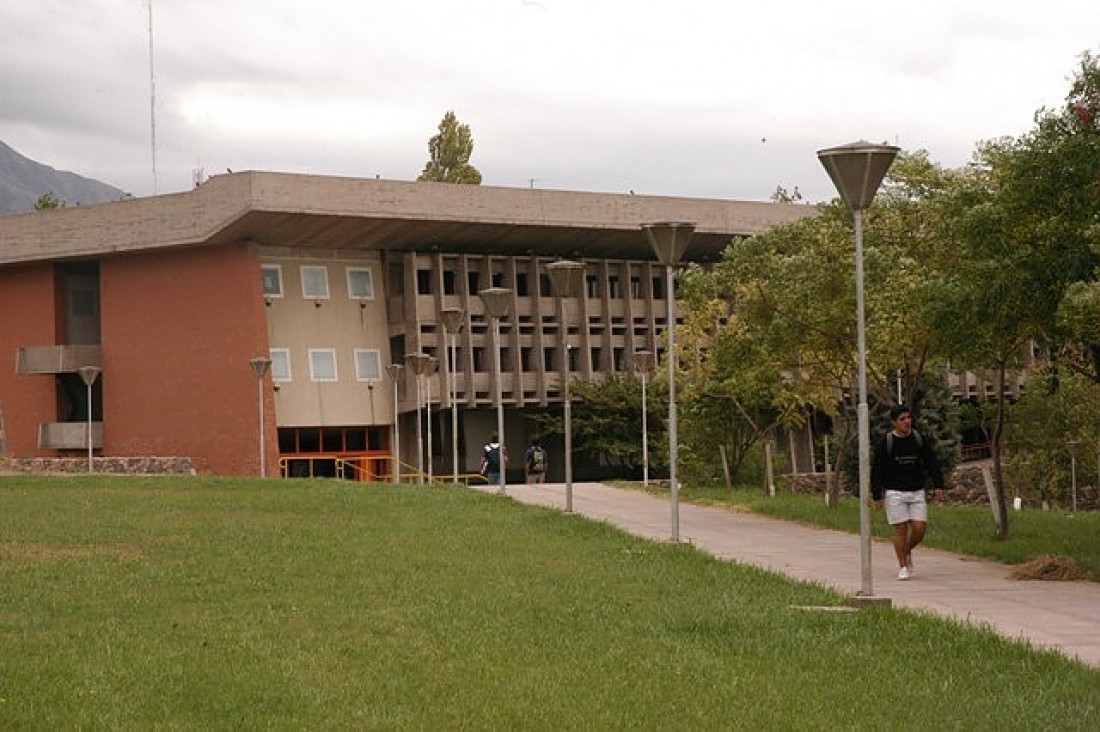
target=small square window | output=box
[309,349,338,382]
[262,265,283,297]
[301,266,330,299]
[354,349,382,381]
[347,268,375,299]
[270,349,291,381]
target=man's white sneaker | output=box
[897,566,911,581]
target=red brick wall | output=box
[0,264,61,457]
[99,242,276,475]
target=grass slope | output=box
[1,476,1096,729]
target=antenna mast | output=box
[148,0,158,194]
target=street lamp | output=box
[385,363,404,483]
[440,308,466,484]
[545,259,586,512]
[424,355,439,483]
[1067,439,1080,514]
[818,140,899,600]
[248,357,271,477]
[479,286,512,495]
[405,352,433,483]
[642,221,695,542]
[633,350,655,487]
[77,365,101,473]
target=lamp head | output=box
[545,259,586,298]
[642,221,696,266]
[816,141,900,211]
[404,352,433,376]
[479,287,513,319]
[439,308,465,334]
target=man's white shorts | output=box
[884,489,928,525]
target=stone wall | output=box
[788,462,1100,511]
[1,456,196,476]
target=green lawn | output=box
[630,481,1100,579]
[1,475,1097,730]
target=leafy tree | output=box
[526,372,664,477]
[34,192,65,210]
[675,262,810,486]
[677,152,963,497]
[770,185,803,203]
[925,50,1100,536]
[922,160,1039,538]
[1005,368,1100,508]
[1043,52,1100,379]
[865,151,963,409]
[417,110,483,184]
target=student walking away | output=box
[524,438,547,484]
[480,432,503,486]
[871,405,945,580]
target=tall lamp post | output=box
[385,363,404,483]
[247,358,271,477]
[545,260,586,513]
[479,287,512,495]
[633,350,655,487]
[405,352,433,483]
[642,221,695,542]
[424,356,439,483]
[77,365,102,473]
[440,308,466,484]
[818,140,899,600]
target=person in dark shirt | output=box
[480,432,504,488]
[524,438,547,485]
[871,405,945,581]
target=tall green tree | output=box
[526,372,665,478]
[676,152,962,494]
[417,110,483,184]
[676,260,816,486]
[925,50,1100,537]
[1043,52,1100,379]
[1004,367,1100,508]
[923,163,1039,538]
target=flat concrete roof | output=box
[0,171,818,265]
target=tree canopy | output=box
[417,110,483,184]
[554,49,1100,532]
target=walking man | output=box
[480,432,503,487]
[871,405,945,580]
[524,438,547,484]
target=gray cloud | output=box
[2,0,1097,203]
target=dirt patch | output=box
[1010,554,1092,581]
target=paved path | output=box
[475,481,1100,669]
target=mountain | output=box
[0,139,127,214]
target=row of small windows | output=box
[397,265,667,300]
[262,264,375,300]
[269,348,382,383]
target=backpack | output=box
[529,446,546,473]
[482,443,501,474]
[886,429,922,458]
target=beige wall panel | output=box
[262,254,393,427]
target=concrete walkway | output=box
[475,480,1100,670]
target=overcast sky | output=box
[3,0,1098,203]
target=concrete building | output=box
[0,171,816,479]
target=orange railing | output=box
[278,455,489,486]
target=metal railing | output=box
[278,454,489,486]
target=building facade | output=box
[0,171,821,478]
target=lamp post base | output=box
[849,594,892,609]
